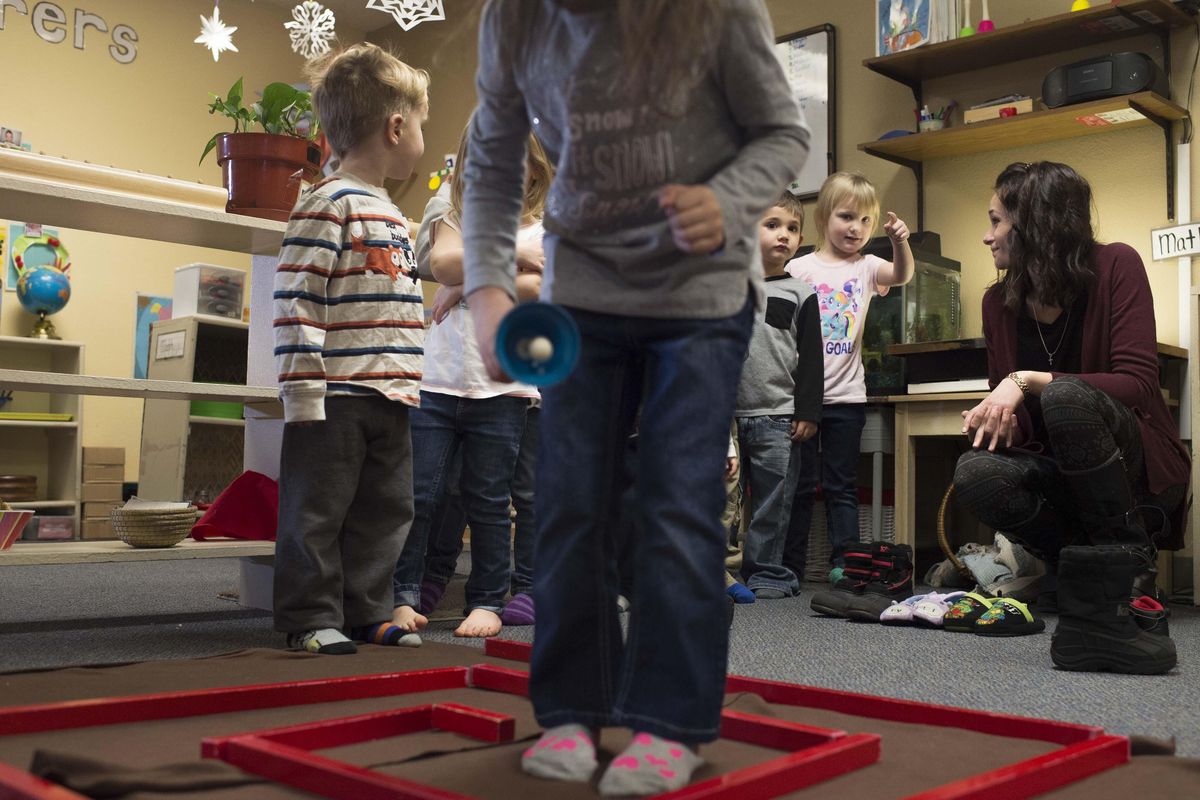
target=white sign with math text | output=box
[1150,221,1200,261]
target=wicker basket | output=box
[110,508,196,548]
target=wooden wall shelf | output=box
[861,92,1186,163]
[863,0,1193,88]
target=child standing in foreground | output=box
[783,172,913,585]
[461,0,809,794]
[272,43,430,655]
[735,192,823,599]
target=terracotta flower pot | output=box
[216,132,322,223]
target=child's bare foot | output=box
[391,604,428,632]
[454,608,502,637]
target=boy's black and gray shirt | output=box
[735,275,822,423]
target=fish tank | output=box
[794,232,961,395]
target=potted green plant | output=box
[201,78,323,222]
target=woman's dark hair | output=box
[993,161,1097,312]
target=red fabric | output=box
[190,471,278,541]
[981,242,1190,547]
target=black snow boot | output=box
[845,542,915,622]
[1050,545,1176,674]
[810,543,875,618]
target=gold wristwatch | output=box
[1007,371,1030,396]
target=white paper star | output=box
[285,1,336,60]
[195,4,238,62]
[366,0,445,32]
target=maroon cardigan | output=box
[981,242,1191,548]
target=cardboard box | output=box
[963,97,1035,124]
[81,482,123,503]
[83,501,120,520]
[82,447,125,465]
[81,518,116,540]
[174,263,245,320]
[83,464,124,482]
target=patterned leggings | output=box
[952,376,1167,556]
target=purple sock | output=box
[500,592,535,625]
[419,579,447,615]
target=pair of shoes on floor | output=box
[811,542,914,622]
[879,591,967,626]
[944,593,1045,636]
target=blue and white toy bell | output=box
[495,302,580,387]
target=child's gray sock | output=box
[521,724,598,782]
[598,732,702,796]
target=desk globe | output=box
[16,266,71,339]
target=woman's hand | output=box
[431,284,464,324]
[961,377,1024,452]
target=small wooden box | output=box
[83,447,125,466]
[81,482,123,503]
[81,518,116,540]
[83,464,124,482]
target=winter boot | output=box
[810,543,875,618]
[846,543,915,622]
[1060,451,1170,634]
[1050,545,1176,674]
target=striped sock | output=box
[500,592,535,625]
[349,622,421,647]
[419,579,448,615]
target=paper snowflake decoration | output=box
[285,1,336,60]
[367,0,445,32]
[195,4,238,62]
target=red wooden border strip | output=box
[469,664,530,697]
[482,639,532,663]
[905,734,1130,800]
[0,761,91,800]
[431,703,515,744]
[0,667,469,737]
[653,732,881,800]
[220,735,472,800]
[206,706,436,755]
[720,709,844,751]
[725,675,1101,745]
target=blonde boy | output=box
[272,43,431,654]
[733,193,823,598]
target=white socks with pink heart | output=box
[521,724,598,782]
[598,732,702,796]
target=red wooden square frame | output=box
[0,639,1130,800]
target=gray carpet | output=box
[1,558,1197,758]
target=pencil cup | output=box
[918,119,946,132]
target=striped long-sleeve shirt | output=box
[273,173,424,423]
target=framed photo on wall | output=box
[774,24,836,200]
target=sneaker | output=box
[287,628,357,655]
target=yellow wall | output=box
[0,0,365,481]
[377,0,1199,346]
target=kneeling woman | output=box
[955,161,1189,675]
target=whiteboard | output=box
[774,25,835,200]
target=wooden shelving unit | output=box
[863,0,1193,89]
[858,0,1194,226]
[861,92,1187,162]
[0,155,283,565]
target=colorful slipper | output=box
[973,597,1045,637]
[911,591,967,627]
[879,593,929,625]
[942,592,995,633]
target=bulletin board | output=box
[775,24,836,200]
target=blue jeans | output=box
[510,406,540,594]
[393,391,527,613]
[784,403,865,574]
[736,415,801,594]
[423,450,465,586]
[531,296,753,744]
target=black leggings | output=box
[952,376,1153,554]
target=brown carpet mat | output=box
[0,642,1195,799]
